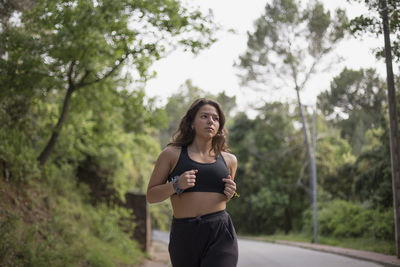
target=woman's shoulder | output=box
[159,145,181,160]
[221,151,237,165]
[160,146,182,174]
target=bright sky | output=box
[142,0,390,114]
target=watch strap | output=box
[172,175,184,195]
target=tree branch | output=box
[76,51,130,89]
[67,60,76,91]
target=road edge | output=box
[272,239,400,267]
[152,230,400,267]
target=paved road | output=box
[238,238,382,267]
[153,230,170,244]
[152,230,383,267]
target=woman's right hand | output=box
[178,169,198,190]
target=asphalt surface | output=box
[150,230,399,267]
[238,238,382,267]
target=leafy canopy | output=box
[1,0,217,98]
[348,0,400,61]
[237,0,347,91]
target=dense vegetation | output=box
[1,0,398,265]
[228,0,396,255]
[0,0,216,265]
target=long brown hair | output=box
[168,98,229,156]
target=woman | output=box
[146,98,239,267]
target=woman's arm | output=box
[146,147,177,204]
[227,153,238,179]
[222,152,238,200]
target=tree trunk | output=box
[37,86,74,165]
[296,87,313,203]
[380,0,400,258]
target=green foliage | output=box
[0,212,87,267]
[0,0,217,166]
[0,175,144,267]
[317,68,386,154]
[348,0,400,61]
[0,0,217,95]
[318,68,385,119]
[130,134,163,192]
[226,95,392,241]
[236,2,349,226]
[8,0,216,84]
[353,126,393,208]
[228,102,356,235]
[318,82,392,208]
[302,199,394,240]
[237,0,347,90]
[315,120,357,200]
[0,0,220,264]
[20,83,162,203]
[2,0,398,256]
[316,67,392,210]
[0,127,40,183]
[0,37,166,265]
[228,103,308,234]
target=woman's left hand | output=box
[222,175,236,199]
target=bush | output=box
[0,127,40,183]
[0,175,144,267]
[0,210,87,267]
[302,199,394,240]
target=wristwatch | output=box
[172,175,184,195]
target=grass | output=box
[0,176,145,267]
[241,232,396,256]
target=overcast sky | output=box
[141,0,391,114]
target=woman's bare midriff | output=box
[170,192,227,218]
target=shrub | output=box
[0,128,40,183]
[302,199,394,240]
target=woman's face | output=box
[192,104,220,139]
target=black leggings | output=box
[168,210,238,267]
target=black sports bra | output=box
[167,146,229,195]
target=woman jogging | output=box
[146,98,239,267]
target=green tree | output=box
[316,68,394,211]
[353,127,393,208]
[349,0,400,255]
[236,0,348,200]
[317,67,392,208]
[313,116,356,201]
[349,0,400,61]
[228,102,308,234]
[0,75,165,265]
[0,0,217,165]
[16,79,165,199]
[0,0,33,25]
[317,68,386,154]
